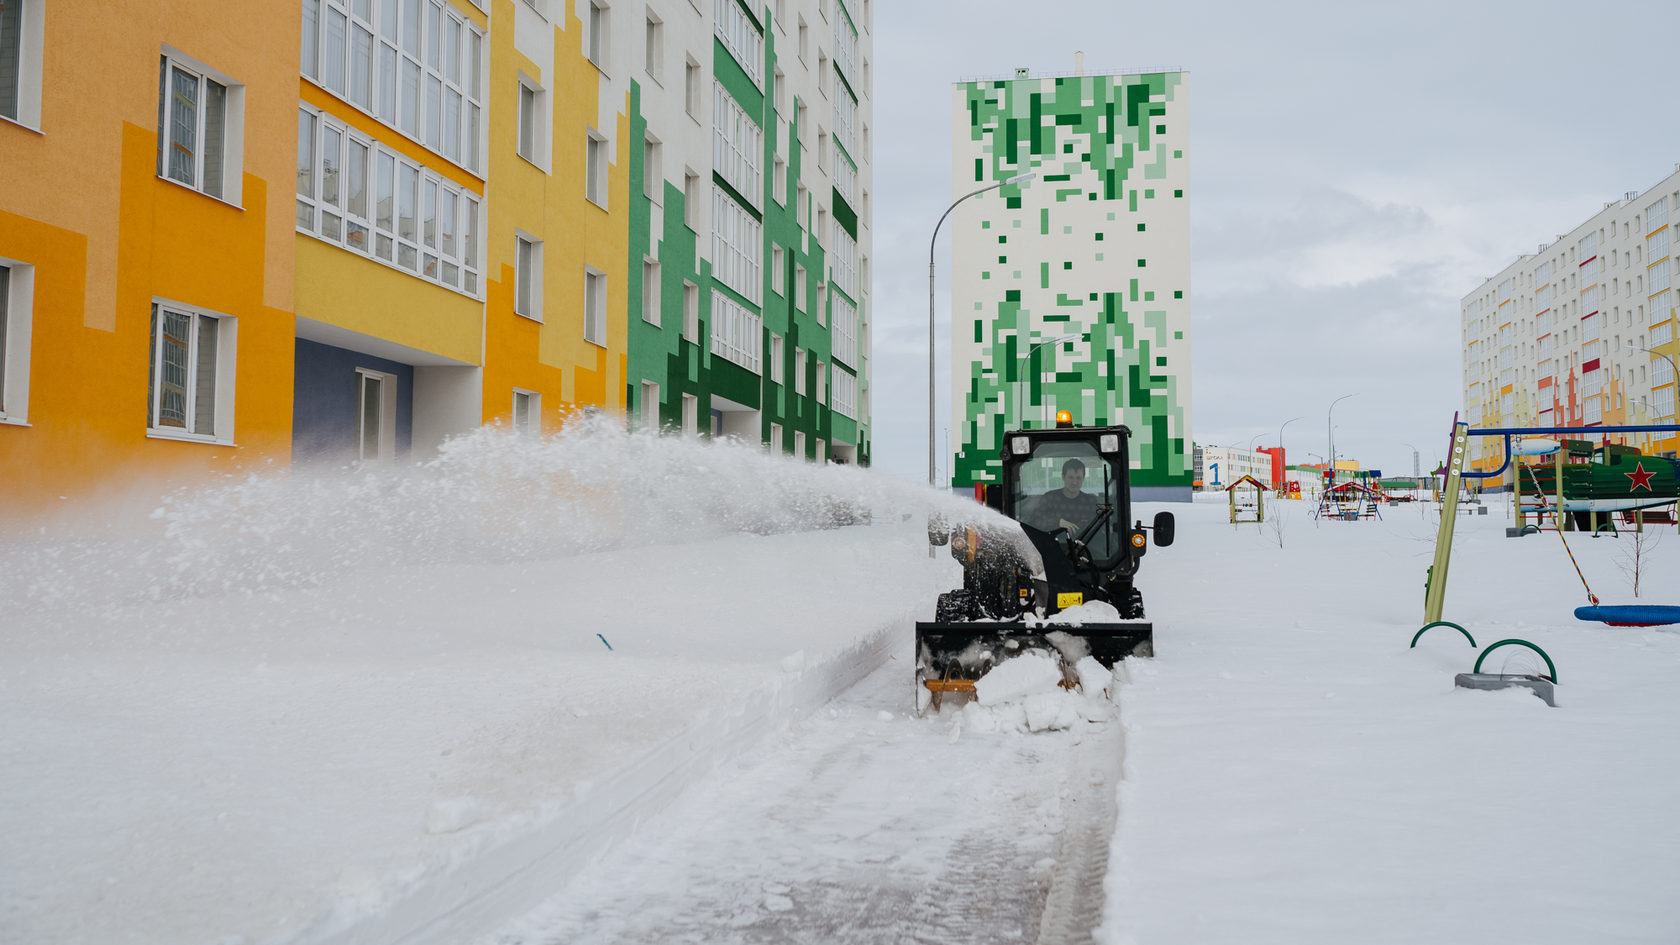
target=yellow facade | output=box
[481,0,627,432]
[1,1,299,525]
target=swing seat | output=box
[1574,605,1680,627]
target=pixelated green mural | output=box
[950,72,1191,494]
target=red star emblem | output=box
[1626,462,1655,491]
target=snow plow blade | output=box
[913,621,1153,687]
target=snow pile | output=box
[960,650,1120,733]
[1028,600,1124,626]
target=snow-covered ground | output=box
[4,426,1679,944]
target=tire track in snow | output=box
[476,662,1125,945]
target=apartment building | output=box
[948,67,1191,499]
[626,0,872,463]
[1,0,871,523]
[1462,165,1680,472]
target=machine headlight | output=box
[1011,436,1030,455]
[1100,434,1120,453]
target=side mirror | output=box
[1152,510,1176,547]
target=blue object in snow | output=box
[597,633,614,651]
[1574,604,1680,627]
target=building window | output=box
[713,81,763,209]
[297,106,482,296]
[710,289,761,372]
[795,347,806,395]
[769,332,783,383]
[770,422,782,453]
[515,234,542,320]
[682,281,699,341]
[773,153,786,205]
[643,134,661,200]
[711,186,762,304]
[639,379,659,430]
[795,263,806,311]
[682,166,702,227]
[586,130,607,206]
[817,51,828,96]
[684,57,700,118]
[772,66,785,115]
[517,78,545,165]
[644,12,662,82]
[681,393,698,435]
[795,180,808,228]
[771,244,784,294]
[588,0,609,71]
[157,53,241,203]
[794,430,806,460]
[816,358,826,404]
[642,257,661,325]
[713,0,763,83]
[797,15,807,62]
[585,268,607,346]
[355,367,397,461]
[301,0,485,172]
[0,0,42,127]
[0,261,34,422]
[513,388,540,434]
[148,300,233,441]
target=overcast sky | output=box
[864,0,1680,485]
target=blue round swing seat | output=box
[1574,604,1680,627]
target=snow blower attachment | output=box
[917,417,1174,714]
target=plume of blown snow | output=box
[2,416,1002,613]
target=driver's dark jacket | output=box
[1030,489,1100,532]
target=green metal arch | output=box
[1411,621,1476,648]
[1474,639,1558,683]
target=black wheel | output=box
[935,589,976,622]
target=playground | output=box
[1115,490,1680,943]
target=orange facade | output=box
[1,3,299,524]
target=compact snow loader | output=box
[917,413,1175,712]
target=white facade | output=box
[1462,165,1680,468]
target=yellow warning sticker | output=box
[1057,592,1084,609]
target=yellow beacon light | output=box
[1055,410,1073,428]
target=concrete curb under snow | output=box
[302,615,909,945]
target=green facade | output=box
[951,72,1190,494]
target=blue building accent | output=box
[292,339,413,462]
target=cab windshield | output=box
[1013,441,1118,560]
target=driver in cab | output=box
[1028,458,1100,534]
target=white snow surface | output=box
[4,427,1680,944]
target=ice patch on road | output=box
[961,651,1119,733]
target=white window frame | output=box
[157,49,245,205]
[585,267,608,346]
[588,0,610,72]
[709,289,761,372]
[713,0,763,84]
[297,106,483,297]
[644,10,663,83]
[794,263,807,311]
[643,132,662,201]
[639,379,659,430]
[711,186,762,304]
[684,56,701,119]
[683,168,700,229]
[302,0,485,172]
[642,256,661,325]
[794,429,806,460]
[770,421,782,453]
[769,332,783,384]
[0,260,35,424]
[771,244,784,295]
[681,393,698,435]
[513,388,540,434]
[515,233,543,321]
[794,347,806,395]
[815,358,826,405]
[147,298,236,444]
[713,81,763,209]
[517,75,548,168]
[0,0,44,129]
[683,280,699,342]
[586,128,608,207]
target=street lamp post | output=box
[929,171,1037,493]
[1327,393,1355,487]
[1017,332,1080,429]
